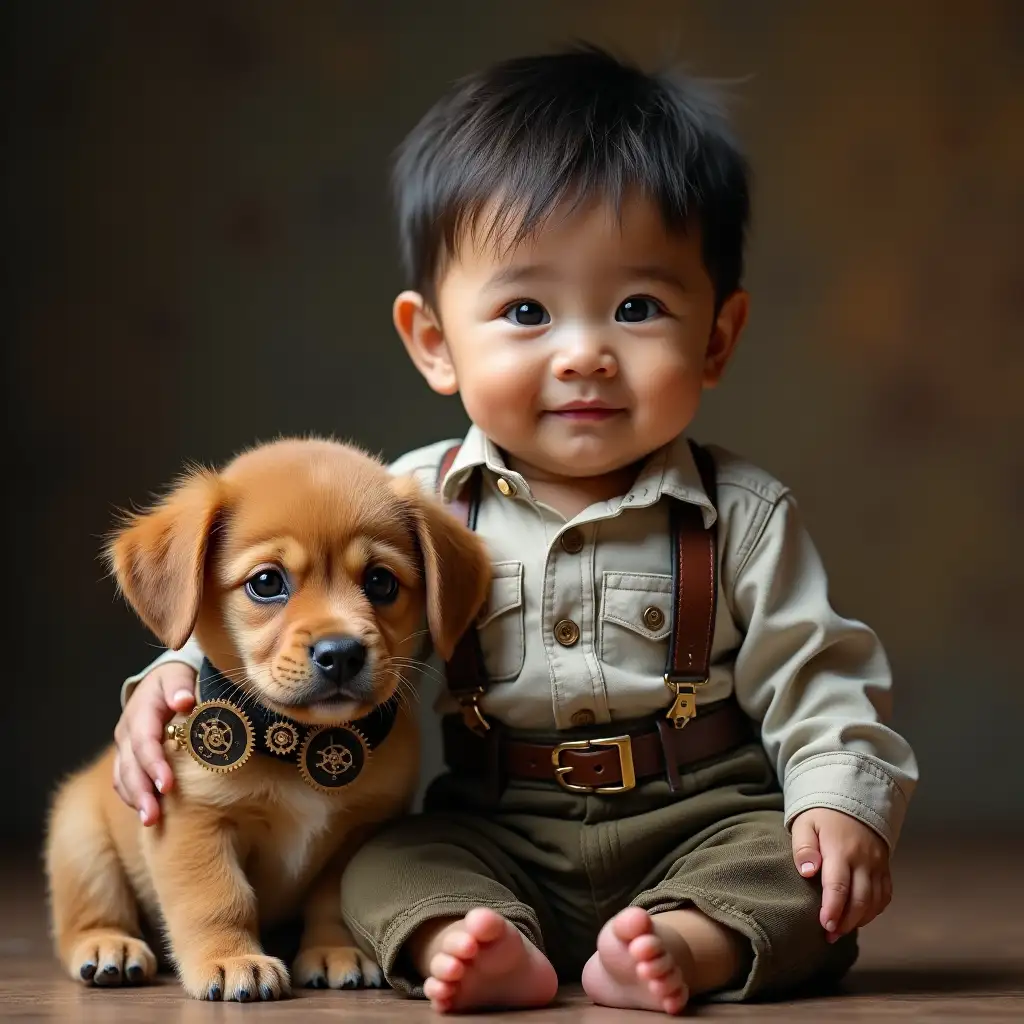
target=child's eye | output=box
[615,297,663,323]
[502,300,550,327]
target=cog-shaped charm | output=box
[184,700,254,773]
[298,725,368,793]
[265,721,300,756]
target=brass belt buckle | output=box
[664,675,707,729]
[551,735,635,794]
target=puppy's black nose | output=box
[310,635,366,684]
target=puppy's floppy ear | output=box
[391,476,491,662]
[106,468,222,650]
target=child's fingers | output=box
[819,854,851,936]
[833,867,872,940]
[157,666,196,713]
[116,751,162,824]
[133,730,174,795]
[791,815,822,877]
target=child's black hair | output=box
[392,44,750,309]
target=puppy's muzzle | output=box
[306,634,374,702]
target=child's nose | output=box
[552,334,618,379]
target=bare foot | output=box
[582,907,690,1015]
[422,908,558,1013]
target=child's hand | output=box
[112,663,197,826]
[790,808,891,942]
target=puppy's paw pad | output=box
[68,933,156,987]
[182,954,290,1002]
[294,945,382,990]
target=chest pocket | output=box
[475,560,525,682]
[599,572,673,677]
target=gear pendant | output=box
[265,721,300,756]
[184,700,255,773]
[298,725,368,793]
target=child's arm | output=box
[728,489,918,933]
[112,637,205,824]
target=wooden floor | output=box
[3,838,1022,1021]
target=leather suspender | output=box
[437,442,718,735]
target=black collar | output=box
[197,658,399,764]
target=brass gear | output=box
[265,721,300,756]
[182,700,255,774]
[297,725,369,794]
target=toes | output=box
[647,973,684,999]
[424,976,456,1003]
[627,933,664,963]
[463,908,507,944]
[441,928,479,960]
[70,935,156,988]
[430,952,466,983]
[95,962,122,987]
[188,955,289,1002]
[294,946,378,990]
[360,955,384,988]
[610,907,653,944]
[636,953,675,980]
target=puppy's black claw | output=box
[126,965,144,984]
[237,987,252,1002]
[102,964,119,976]
[340,974,361,990]
[259,983,275,1001]
[80,963,97,981]
[208,984,222,1001]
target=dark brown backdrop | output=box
[4,0,1022,843]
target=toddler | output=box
[112,46,917,1014]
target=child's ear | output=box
[393,290,459,395]
[390,475,491,662]
[702,288,749,388]
[105,469,222,650]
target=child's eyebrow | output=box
[622,266,688,291]
[485,264,558,290]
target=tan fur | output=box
[45,438,490,1000]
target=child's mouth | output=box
[549,402,624,422]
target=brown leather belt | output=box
[443,700,751,794]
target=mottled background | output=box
[4,0,1022,843]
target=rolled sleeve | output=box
[119,636,206,708]
[729,492,918,850]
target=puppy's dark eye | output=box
[363,566,399,605]
[246,569,288,603]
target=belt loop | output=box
[655,717,683,794]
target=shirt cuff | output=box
[119,640,206,709]
[783,751,912,850]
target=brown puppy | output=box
[45,438,489,1001]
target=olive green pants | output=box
[341,735,857,1002]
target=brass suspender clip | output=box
[457,688,491,735]
[664,675,707,729]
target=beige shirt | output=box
[122,427,918,849]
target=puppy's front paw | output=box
[67,931,157,986]
[293,945,384,989]
[179,954,290,1001]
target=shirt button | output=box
[642,606,665,630]
[571,709,596,727]
[496,477,517,497]
[554,619,580,646]
[560,528,584,554]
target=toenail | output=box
[80,963,96,980]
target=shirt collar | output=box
[439,425,716,527]
[438,424,507,502]
[626,434,717,527]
